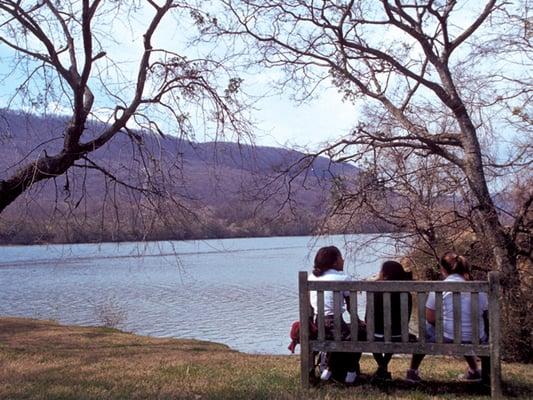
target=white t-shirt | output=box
[309,269,350,316]
[426,274,488,342]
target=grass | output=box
[1,317,531,399]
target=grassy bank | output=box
[1,318,531,399]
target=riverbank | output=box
[1,317,531,399]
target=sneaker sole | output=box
[458,375,482,382]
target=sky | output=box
[246,87,357,149]
[0,1,359,152]
[0,0,526,159]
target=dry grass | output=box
[0,317,531,399]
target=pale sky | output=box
[0,2,359,151]
[248,88,358,149]
[0,1,523,156]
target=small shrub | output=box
[93,297,127,329]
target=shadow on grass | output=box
[317,375,533,398]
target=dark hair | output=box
[379,260,412,281]
[312,246,342,277]
[439,251,470,277]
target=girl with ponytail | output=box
[406,252,489,383]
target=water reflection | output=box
[0,235,396,354]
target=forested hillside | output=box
[0,110,380,244]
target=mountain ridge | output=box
[0,109,360,244]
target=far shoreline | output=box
[0,230,402,247]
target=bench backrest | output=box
[298,271,501,396]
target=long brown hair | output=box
[312,246,342,277]
[439,251,471,278]
[379,260,412,281]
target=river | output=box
[0,234,398,354]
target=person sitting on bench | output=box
[406,252,489,383]
[308,246,365,384]
[368,260,415,380]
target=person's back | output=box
[309,268,350,318]
[427,273,488,342]
[368,260,413,380]
[308,246,363,384]
[373,291,412,338]
[407,252,489,383]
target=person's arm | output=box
[426,307,436,325]
[344,293,351,312]
[309,302,315,317]
[483,310,489,337]
[342,278,351,312]
[425,292,436,326]
[482,293,489,338]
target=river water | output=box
[0,234,398,354]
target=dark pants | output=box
[321,315,366,376]
[372,333,417,371]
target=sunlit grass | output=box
[1,317,531,399]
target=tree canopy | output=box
[0,0,249,214]
[216,0,532,360]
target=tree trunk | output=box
[454,103,531,361]
[0,151,78,213]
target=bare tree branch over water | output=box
[216,0,532,360]
[0,0,250,217]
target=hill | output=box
[0,110,360,244]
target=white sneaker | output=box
[458,368,482,382]
[345,371,358,384]
[320,368,332,381]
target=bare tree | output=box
[0,0,248,215]
[218,0,532,360]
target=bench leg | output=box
[300,349,310,388]
[301,347,315,388]
[482,355,503,398]
[490,353,503,399]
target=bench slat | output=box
[307,280,488,292]
[317,290,325,341]
[400,292,409,342]
[333,291,342,341]
[349,291,358,342]
[309,340,490,356]
[366,292,375,342]
[383,292,392,342]
[417,292,427,343]
[453,292,462,344]
[471,292,479,345]
[435,291,443,344]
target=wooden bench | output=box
[298,271,502,398]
